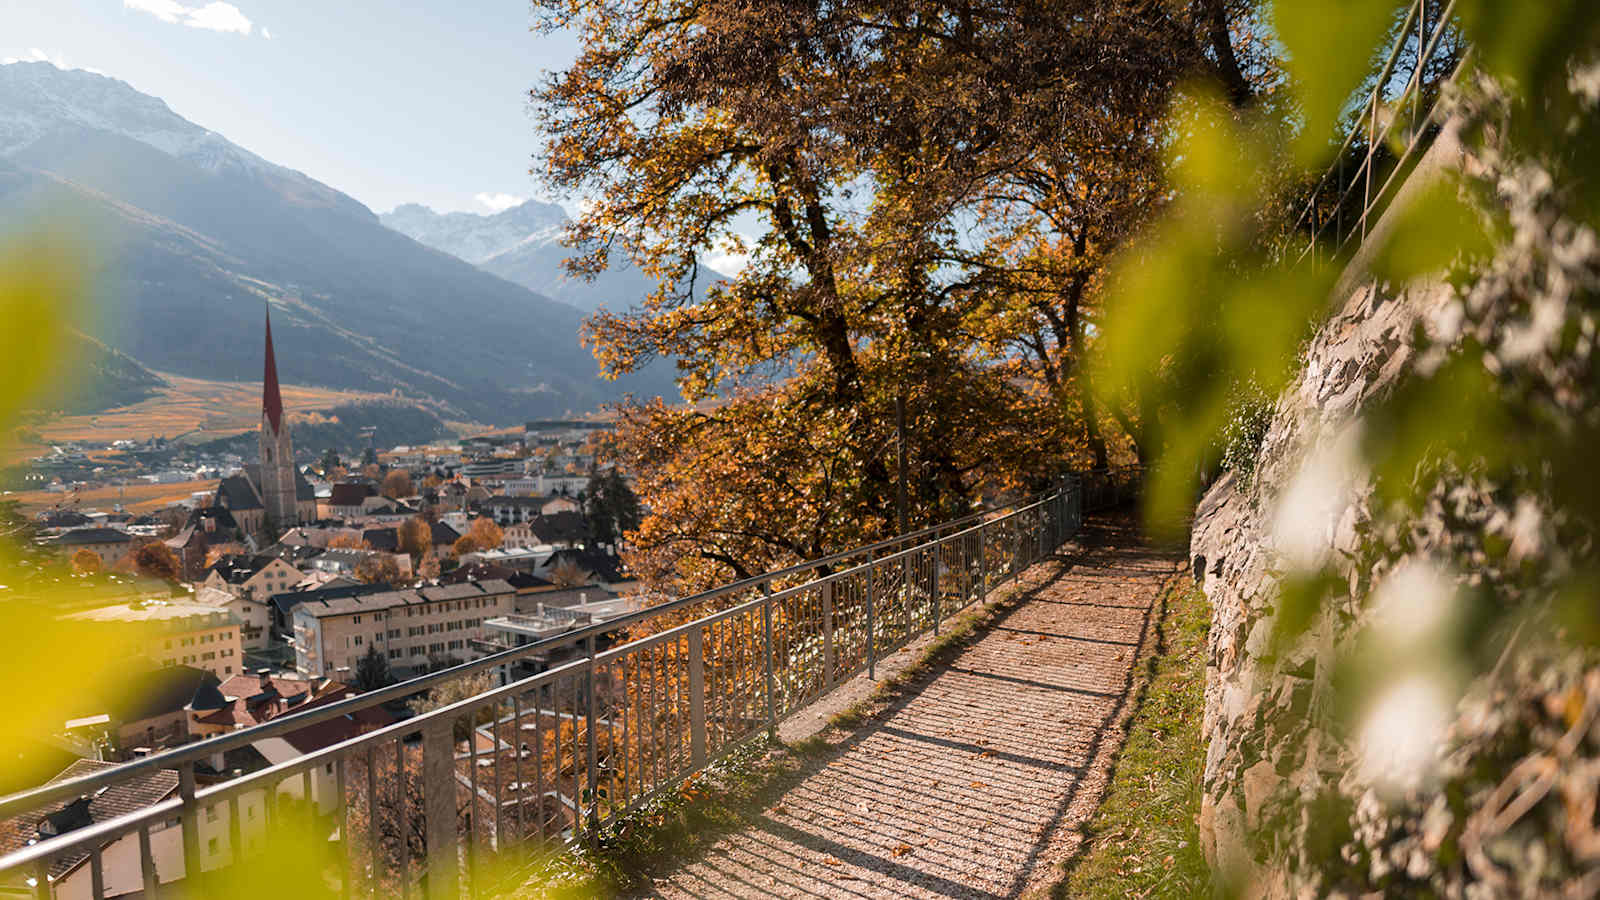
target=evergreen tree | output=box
[354,643,393,692]
[584,468,642,550]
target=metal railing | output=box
[1293,0,1469,264]
[0,468,1139,899]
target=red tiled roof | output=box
[196,676,348,729]
[278,692,397,755]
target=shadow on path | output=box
[641,513,1179,900]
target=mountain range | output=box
[0,61,674,425]
[381,200,694,312]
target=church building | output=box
[214,310,317,538]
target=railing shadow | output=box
[642,513,1168,899]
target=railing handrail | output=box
[1292,0,1467,262]
[0,468,1133,822]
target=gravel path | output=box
[640,514,1180,899]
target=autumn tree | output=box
[69,549,101,574]
[408,669,495,741]
[326,532,369,550]
[451,534,479,558]
[547,556,592,588]
[353,554,403,585]
[466,517,503,551]
[381,469,414,499]
[115,541,181,581]
[396,516,431,561]
[532,0,1268,591]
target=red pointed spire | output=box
[263,307,284,433]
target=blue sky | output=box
[2,0,582,215]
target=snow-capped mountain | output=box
[0,62,357,216]
[382,200,723,312]
[382,199,568,264]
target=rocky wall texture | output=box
[1190,270,1454,896]
[1190,72,1600,899]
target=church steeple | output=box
[257,305,298,532]
[262,308,284,434]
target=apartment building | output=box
[290,580,515,678]
[66,600,245,679]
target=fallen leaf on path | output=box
[893,844,913,857]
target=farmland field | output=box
[1,374,387,466]
[34,374,385,444]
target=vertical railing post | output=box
[821,580,835,688]
[1413,0,1426,135]
[687,626,707,767]
[584,634,599,838]
[761,583,777,742]
[138,826,158,898]
[1363,89,1377,241]
[866,552,877,680]
[977,521,988,601]
[902,547,914,631]
[1013,519,1023,581]
[178,760,202,886]
[421,721,459,900]
[930,544,942,635]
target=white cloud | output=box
[186,2,252,33]
[124,0,255,35]
[475,192,525,213]
[261,27,271,39]
[701,234,753,277]
[124,0,188,24]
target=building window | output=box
[353,635,362,646]
[353,615,361,624]
[208,837,218,855]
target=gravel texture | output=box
[641,515,1179,899]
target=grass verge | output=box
[1050,577,1212,899]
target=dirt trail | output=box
[642,514,1180,899]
